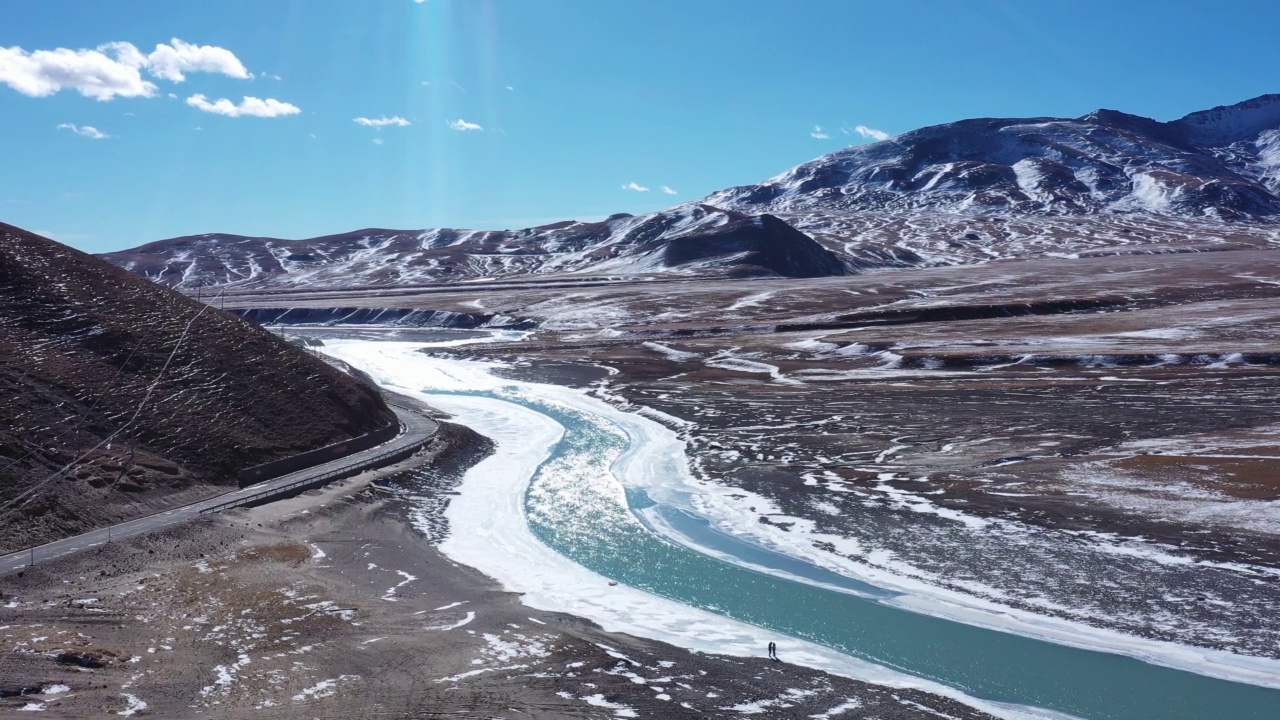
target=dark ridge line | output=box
[776,297,1134,331]
[900,352,1280,370]
[603,298,1143,340]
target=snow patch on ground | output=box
[291,675,358,702]
[642,341,702,362]
[1059,463,1280,535]
[810,697,863,718]
[581,692,639,717]
[381,570,416,601]
[116,694,148,716]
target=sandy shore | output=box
[1,419,993,718]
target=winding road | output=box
[0,404,436,576]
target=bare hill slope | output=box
[0,223,393,552]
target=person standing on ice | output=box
[767,641,777,660]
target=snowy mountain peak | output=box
[1171,93,1280,145]
[708,94,1280,220]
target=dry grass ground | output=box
[1,425,990,719]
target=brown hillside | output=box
[0,223,393,553]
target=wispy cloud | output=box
[810,125,830,140]
[372,137,385,145]
[186,94,300,118]
[849,124,890,141]
[622,182,650,192]
[56,123,108,139]
[0,38,250,101]
[661,186,677,195]
[448,118,483,131]
[354,115,411,127]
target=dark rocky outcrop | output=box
[661,214,845,277]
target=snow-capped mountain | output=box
[99,95,1280,291]
[101,205,845,289]
[706,95,1280,220]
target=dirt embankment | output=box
[0,422,988,719]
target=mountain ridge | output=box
[98,94,1280,291]
[102,205,846,289]
[708,94,1280,219]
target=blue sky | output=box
[2,0,1278,253]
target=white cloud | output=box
[186,93,300,118]
[661,186,677,195]
[354,116,411,127]
[143,38,249,82]
[56,123,108,139]
[448,118,483,131]
[622,182,650,192]
[810,125,830,139]
[0,38,250,101]
[0,44,156,100]
[372,137,385,145]
[853,125,890,141]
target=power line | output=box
[0,329,154,479]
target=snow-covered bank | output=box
[318,338,1280,715]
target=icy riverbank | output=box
[319,336,1280,720]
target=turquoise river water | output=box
[443,387,1280,719]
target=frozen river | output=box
[320,334,1280,720]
